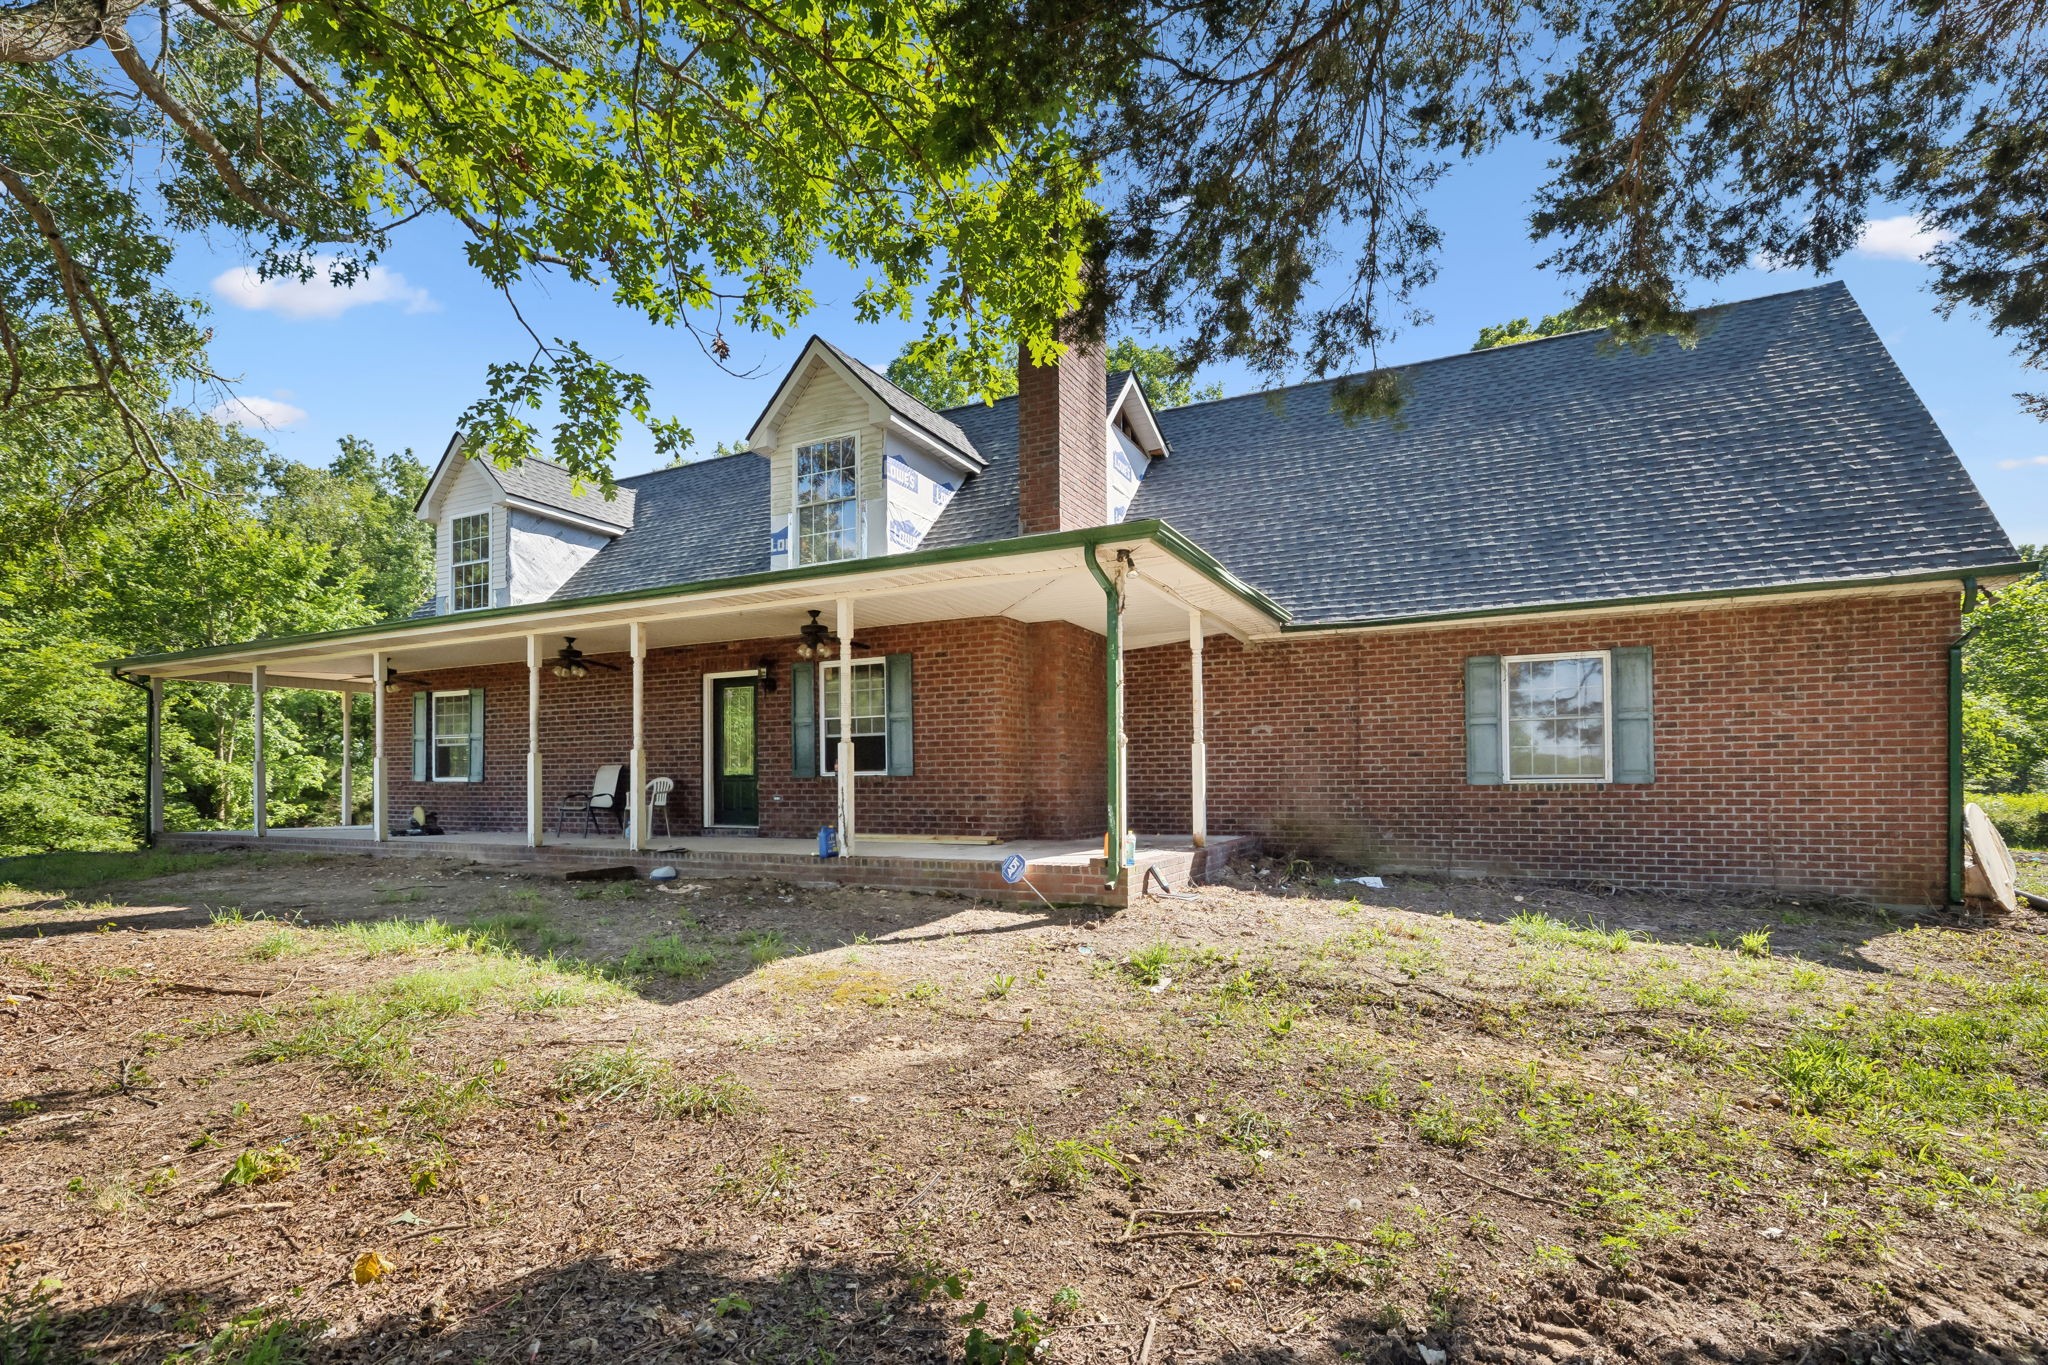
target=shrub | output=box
[1971,792,2048,850]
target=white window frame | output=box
[818,658,888,776]
[1501,649,1613,784]
[430,690,475,782]
[449,511,492,611]
[794,435,860,565]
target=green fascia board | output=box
[1278,562,2041,634]
[102,518,1291,673]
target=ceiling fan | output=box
[792,609,869,660]
[551,637,620,679]
[379,666,430,694]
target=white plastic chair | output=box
[647,777,676,838]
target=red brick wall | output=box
[1126,592,1959,905]
[380,618,1106,842]
[1016,336,1108,534]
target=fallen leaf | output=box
[353,1250,396,1284]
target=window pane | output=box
[450,512,491,609]
[721,687,755,776]
[795,439,858,563]
[821,661,887,773]
[1506,656,1606,780]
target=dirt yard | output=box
[3,850,2046,1364]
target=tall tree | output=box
[0,0,1097,488]
[886,336,1223,409]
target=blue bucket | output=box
[818,825,837,859]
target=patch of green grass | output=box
[171,1309,324,1365]
[240,958,617,1081]
[1012,1125,1133,1192]
[1738,929,1772,959]
[622,933,718,980]
[222,1145,297,1187]
[330,916,484,955]
[557,1046,669,1102]
[661,1074,751,1120]
[1413,1100,1489,1149]
[1120,941,1175,988]
[1508,911,1631,954]
[247,928,311,961]
[743,930,791,966]
[471,911,580,954]
[0,850,250,899]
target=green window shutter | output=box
[885,653,914,776]
[1611,647,1654,784]
[1464,655,1503,786]
[468,687,486,783]
[411,692,430,782]
[790,663,817,778]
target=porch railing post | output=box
[371,650,389,842]
[836,598,856,856]
[146,675,164,845]
[628,621,646,853]
[1189,606,1207,848]
[527,633,545,848]
[251,664,268,838]
[339,689,353,827]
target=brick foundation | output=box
[1127,591,1959,905]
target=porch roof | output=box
[103,519,1284,691]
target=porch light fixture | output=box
[753,659,778,692]
[792,610,833,660]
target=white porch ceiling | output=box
[132,531,1281,690]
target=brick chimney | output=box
[1016,330,1109,534]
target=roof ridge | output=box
[1148,281,1852,416]
[614,446,761,486]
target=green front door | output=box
[711,678,759,827]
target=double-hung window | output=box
[820,659,887,774]
[1503,651,1610,782]
[795,437,859,563]
[450,512,492,611]
[431,691,475,780]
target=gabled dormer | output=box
[747,337,985,569]
[414,435,636,613]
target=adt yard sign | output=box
[1000,853,1027,884]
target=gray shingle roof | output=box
[544,283,2018,621]
[817,339,980,465]
[493,456,636,530]
[553,453,767,599]
[1120,283,2018,623]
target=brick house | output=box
[114,283,2027,906]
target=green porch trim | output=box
[1277,562,2039,635]
[101,518,1290,674]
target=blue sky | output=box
[177,137,2044,549]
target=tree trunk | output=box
[0,0,151,62]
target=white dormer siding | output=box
[1108,424,1151,523]
[766,354,882,570]
[507,510,608,604]
[882,433,962,553]
[431,457,510,612]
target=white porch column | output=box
[836,597,856,856]
[1189,607,1207,848]
[526,633,545,849]
[339,690,353,827]
[146,676,164,844]
[251,665,268,838]
[628,621,647,852]
[371,650,389,842]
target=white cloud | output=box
[212,255,438,319]
[1995,455,2048,471]
[208,394,309,430]
[1855,215,1953,262]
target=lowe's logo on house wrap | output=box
[931,479,956,506]
[1112,444,1138,483]
[886,456,920,494]
[770,526,789,557]
[888,517,921,550]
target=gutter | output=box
[1084,538,1129,891]
[1949,577,1983,905]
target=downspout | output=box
[1948,577,1981,904]
[114,670,155,848]
[1084,541,1129,890]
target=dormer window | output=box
[451,512,492,610]
[795,436,859,563]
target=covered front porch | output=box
[112,522,1285,906]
